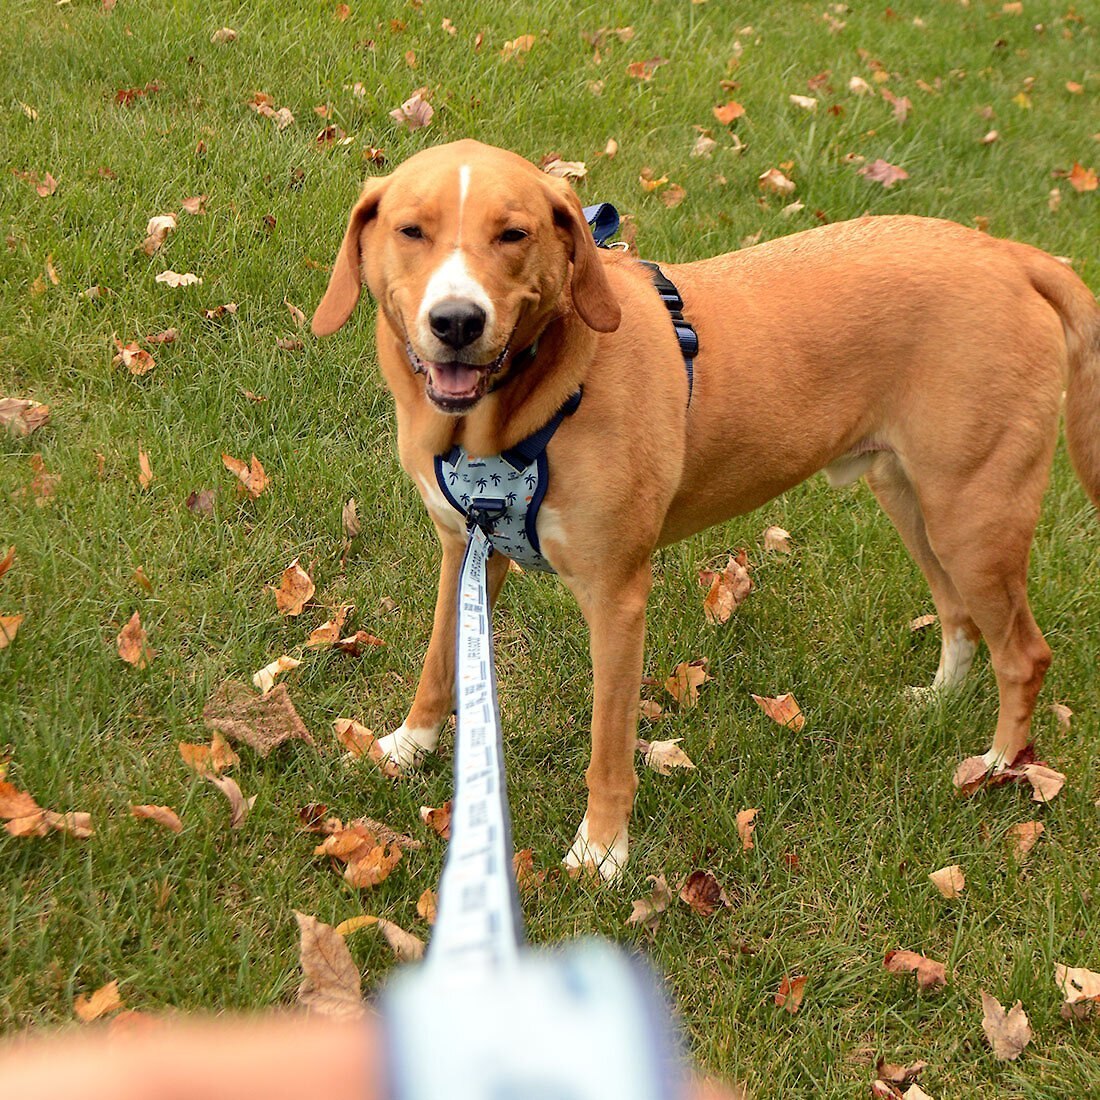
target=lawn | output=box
[1,0,1098,1095]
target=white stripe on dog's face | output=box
[415,163,497,359]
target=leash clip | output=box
[466,496,507,544]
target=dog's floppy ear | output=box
[547,180,621,334]
[311,176,390,337]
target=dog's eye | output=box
[398,225,424,240]
[499,228,528,243]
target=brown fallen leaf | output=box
[186,489,216,515]
[699,550,752,624]
[859,159,910,188]
[1023,763,1065,803]
[335,915,379,937]
[273,558,315,616]
[1006,820,1044,860]
[342,499,361,539]
[112,336,155,375]
[664,658,710,708]
[343,842,402,888]
[639,699,664,720]
[874,1058,929,1093]
[751,692,805,731]
[178,731,239,776]
[774,974,807,1014]
[884,949,947,992]
[513,848,547,895]
[130,804,183,833]
[0,780,41,821]
[1,614,23,650]
[0,547,16,581]
[203,680,316,756]
[297,803,335,833]
[929,864,965,898]
[155,270,202,288]
[638,738,696,775]
[251,654,301,693]
[908,613,938,632]
[74,980,123,1023]
[660,183,686,209]
[332,717,399,777]
[141,213,177,256]
[295,911,364,1019]
[417,888,438,925]
[1067,162,1098,193]
[17,454,60,506]
[1054,963,1100,1020]
[333,631,385,655]
[627,873,672,934]
[980,990,1032,1060]
[736,808,759,851]
[377,918,425,962]
[180,195,207,215]
[679,869,730,915]
[307,606,354,647]
[758,168,796,195]
[627,57,666,81]
[221,452,268,498]
[43,810,94,838]
[137,448,153,490]
[1049,703,1073,729]
[541,157,587,181]
[713,100,746,125]
[763,525,792,553]
[0,398,51,436]
[639,167,669,193]
[389,87,433,130]
[206,774,256,829]
[117,611,155,669]
[146,328,178,344]
[420,801,452,840]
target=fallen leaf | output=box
[334,3,351,21]
[112,335,155,375]
[180,195,207,215]
[333,630,385,655]
[713,101,746,125]
[186,489,216,515]
[660,183,686,208]
[138,449,153,490]
[272,559,315,616]
[638,738,696,775]
[849,75,872,95]
[141,213,177,255]
[980,990,1032,1060]
[952,754,991,793]
[751,692,805,731]
[178,731,240,776]
[639,699,664,720]
[789,94,817,110]
[627,57,666,81]
[881,88,911,124]
[679,869,730,915]
[211,26,237,43]
[929,864,965,898]
[513,848,547,895]
[0,398,51,436]
[285,299,307,328]
[665,658,710,708]
[276,337,304,351]
[203,680,316,756]
[390,87,433,129]
[306,605,354,647]
[980,129,1000,145]
[43,811,93,838]
[252,654,301,693]
[377,918,425,962]
[758,167,796,195]
[908,613,938,632]
[18,454,59,506]
[884,950,947,992]
[736,808,758,851]
[419,801,452,839]
[1054,963,1100,1020]
[639,167,669,193]
[417,888,438,925]
[0,546,14,580]
[627,873,672,933]
[343,842,402,888]
[1066,163,1097,193]
[146,328,178,344]
[332,717,399,777]
[154,270,202,287]
[130,804,183,833]
[763,525,792,553]
[117,611,155,669]
[691,132,718,158]
[774,974,807,1013]
[0,780,43,821]
[206,774,256,829]
[74,980,123,1023]
[202,302,238,320]
[342,499,361,539]
[221,452,267,498]
[699,550,752,624]
[1006,820,1044,860]
[295,911,364,1019]
[859,159,909,188]
[1,615,24,650]
[875,1059,929,1092]
[1049,703,1073,729]
[1023,763,1065,803]
[335,915,379,937]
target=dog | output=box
[312,139,1100,881]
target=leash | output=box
[381,518,685,1100]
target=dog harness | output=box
[432,204,697,573]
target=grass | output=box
[1,0,1098,1095]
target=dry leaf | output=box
[639,167,669,193]
[252,654,301,693]
[141,213,177,255]
[343,842,402,888]
[661,183,686,208]
[1006,820,1044,860]
[679,869,730,915]
[137,449,153,490]
[751,692,805,731]
[929,864,964,898]
[908,613,938,632]
[736,808,758,851]
[1023,763,1065,803]
[859,159,909,188]
[1054,963,1100,1019]
[639,699,663,720]
[638,738,696,775]
[0,545,14,580]
[306,604,354,647]
[713,101,746,125]
[627,57,666,81]
[377,918,425,962]
[542,157,587,180]
[211,27,237,43]
[664,658,710,708]
[285,299,307,328]
[112,336,155,375]
[980,990,1032,1060]
[147,328,178,344]
[789,94,817,110]
[980,129,1000,145]
[1049,703,1073,729]
[691,132,717,158]
[178,731,239,776]
[221,452,267,498]
[389,87,433,130]
[419,801,452,839]
[700,550,752,624]
[130,804,183,833]
[342,499,361,539]
[207,774,256,829]
[875,1059,929,1091]
[117,611,155,669]
[627,873,672,933]
[273,558,315,616]
[333,718,399,777]
[74,980,123,1023]
[333,631,385,655]
[884,950,947,992]
[1067,163,1098,193]
[203,679,316,756]
[1,614,24,650]
[155,270,202,287]
[19,454,59,505]
[180,195,207,215]
[417,888,438,925]
[295,911,364,1019]
[0,398,51,436]
[186,489,215,515]
[763,525,792,553]
[43,811,94,838]
[335,915,379,937]
[849,76,872,95]
[758,168,796,195]
[513,848,547,895]
[774,974,807,1013]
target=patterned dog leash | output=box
[382,518,686,1100]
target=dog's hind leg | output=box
[866,455,982,694]
[378,535,513,770]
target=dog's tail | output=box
[1025,252,1100,508]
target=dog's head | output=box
[311,140,620,414]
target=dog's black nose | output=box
[428,300,487,350]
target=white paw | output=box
[376,724,440,771]
[904,684,942,706]
[562,817,628,884]
[980,747,1011,775]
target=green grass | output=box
[1,0,1098,1094]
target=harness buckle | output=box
[466,496,508,543]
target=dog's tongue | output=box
[426,361,481,397]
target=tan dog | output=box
[313,139,1100,881]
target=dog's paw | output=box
[376,724,439,771]
[562,817,628,884]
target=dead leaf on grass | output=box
[1,614,23,650]
[0,398,51,436]
[1049,703,1073,729]
[1054,963,1100,1020]
[758,167,796,195]
[736,808,758,851]
[272,558,315,615]
[117,611,155,669]
[859,159,910,188]
[377,918,425,962]
[980,990,1032,1060]
[699,550,752,624]
[638,738,696,775]
[221,453,268,498]
[513,848,547,895]
[627,873,672,934]
[295,911,364,1019]
[155,270,202,287]
[1067,162,1098,193]
[713,100,746,125]
[137,448,153,489]
[130,804,183,833]
[884,949,947,992]
[178,731,239,776]
[112,335,155,375]
[908,613,938,632]
[929,864,965,898]
[420,801,452,839]
[1023,763,1065,803]
[417,888,438,925]
[251,654,301,694]
[389,87,433,130]
[763,525,792,553]
[306,605,354,647]
[141,213,177,256]
[627,57,666,81]
[332,718,399,777]
[74,980,123,1023]
[664,658,710,708]
[1006,820,1044,861]
[774,974,807,1014]
[206,774,256,829]
[751,692,805,731]
[203,679,316,756]
[679,869,730,915]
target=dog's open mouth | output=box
[407,343,509,413]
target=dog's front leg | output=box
[378,534,511,769]
[563,561,652,883]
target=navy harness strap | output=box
[500,388,583,470]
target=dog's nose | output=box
[428,300,487,350]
